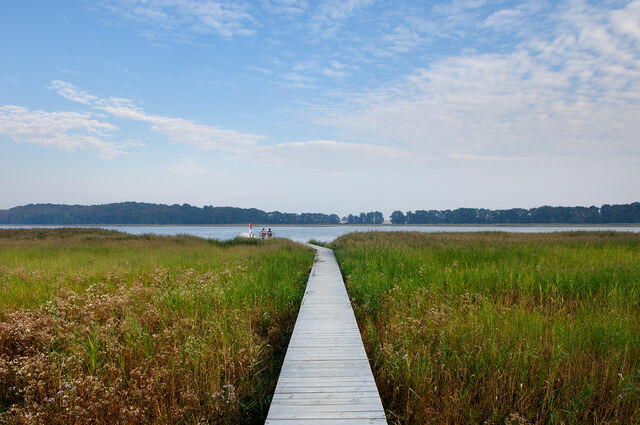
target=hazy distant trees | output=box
[389,203,640,224]
[390,210,406,224]
[2,202,639,225]
[0,203,341,225]
[346,211,384,224]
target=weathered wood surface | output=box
[265,245,387,425]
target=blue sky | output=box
[1,0,639,216]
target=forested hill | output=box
[0,203,341,225]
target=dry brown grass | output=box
[0,229,314,424]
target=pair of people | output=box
[259,227,273,239]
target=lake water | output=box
[2,224,639,242]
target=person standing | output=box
[260,228,266,239]
[267,228,273,239]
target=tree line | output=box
[344,211,384,224]
[0,203,340,225]
[1,202,638,225]
[390,203,640,224]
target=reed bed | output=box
[333,231,640,425]
[0,228,314,424]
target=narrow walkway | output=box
[265,245,387,425]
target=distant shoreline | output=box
[3,202,639,227]
[2,223,639,228]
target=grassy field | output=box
[333,231,640,425]
[0,228,315,424]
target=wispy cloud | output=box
[245,66,274,75]
[428,0,491,38]
[309,0,374,37]
[49,80,98,105]
[432,0,488,15]
[481,1,549,33]
[319,0,640,160]
[49,80,264,152]
[0,105,124,158]
[0,81,266,159]
[44,81,426,171]
[380,25,426,55]
[319,60,355,79]
[283,59,357,87]
[97,0,257,40]
[316,0,373,20]
[365,0,551,59]
[281,72,317,88]
[261,0,308,17]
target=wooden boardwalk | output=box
[265,244,387,425]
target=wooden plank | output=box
[266,420,387,425]
[273,391,380,402]
[265,245,387,424]
[267,406,386,419]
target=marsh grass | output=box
[333,231,640,425]
[307,239,331,248]
[0,228,314,424]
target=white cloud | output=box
[482,8,523,30]
[433,0,488,15]
[309,0,374,37]
[44,81,428,173]
[320,60,357,78]
[246,66,274,75]
[482,1,549,32]
[286,59,356,83]
[321,68,347,78]
[367,0,550,59]
[282,72,317,88]
[318,0,373,20]
[147,116,261,152]
[319,0,640,160]
[262,0,308,16]
[380,25,425,55]
[610,0,640,42]
[2,81,266,159]
[49,80,98,105]
[429,0,489,35]
[0,105,124,158]
[49,81,264,153]
[98,0,257,40]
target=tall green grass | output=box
[0,228,315,424]
[333,231,640,425]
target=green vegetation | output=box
[333,231,640,424]
[391,202,640,224]
[3,201,639,226]
[307,239,331,248]
[0,228,315,424]
[345,211,385,224]
[0,202,340,224]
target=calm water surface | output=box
[2,224,639,242]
